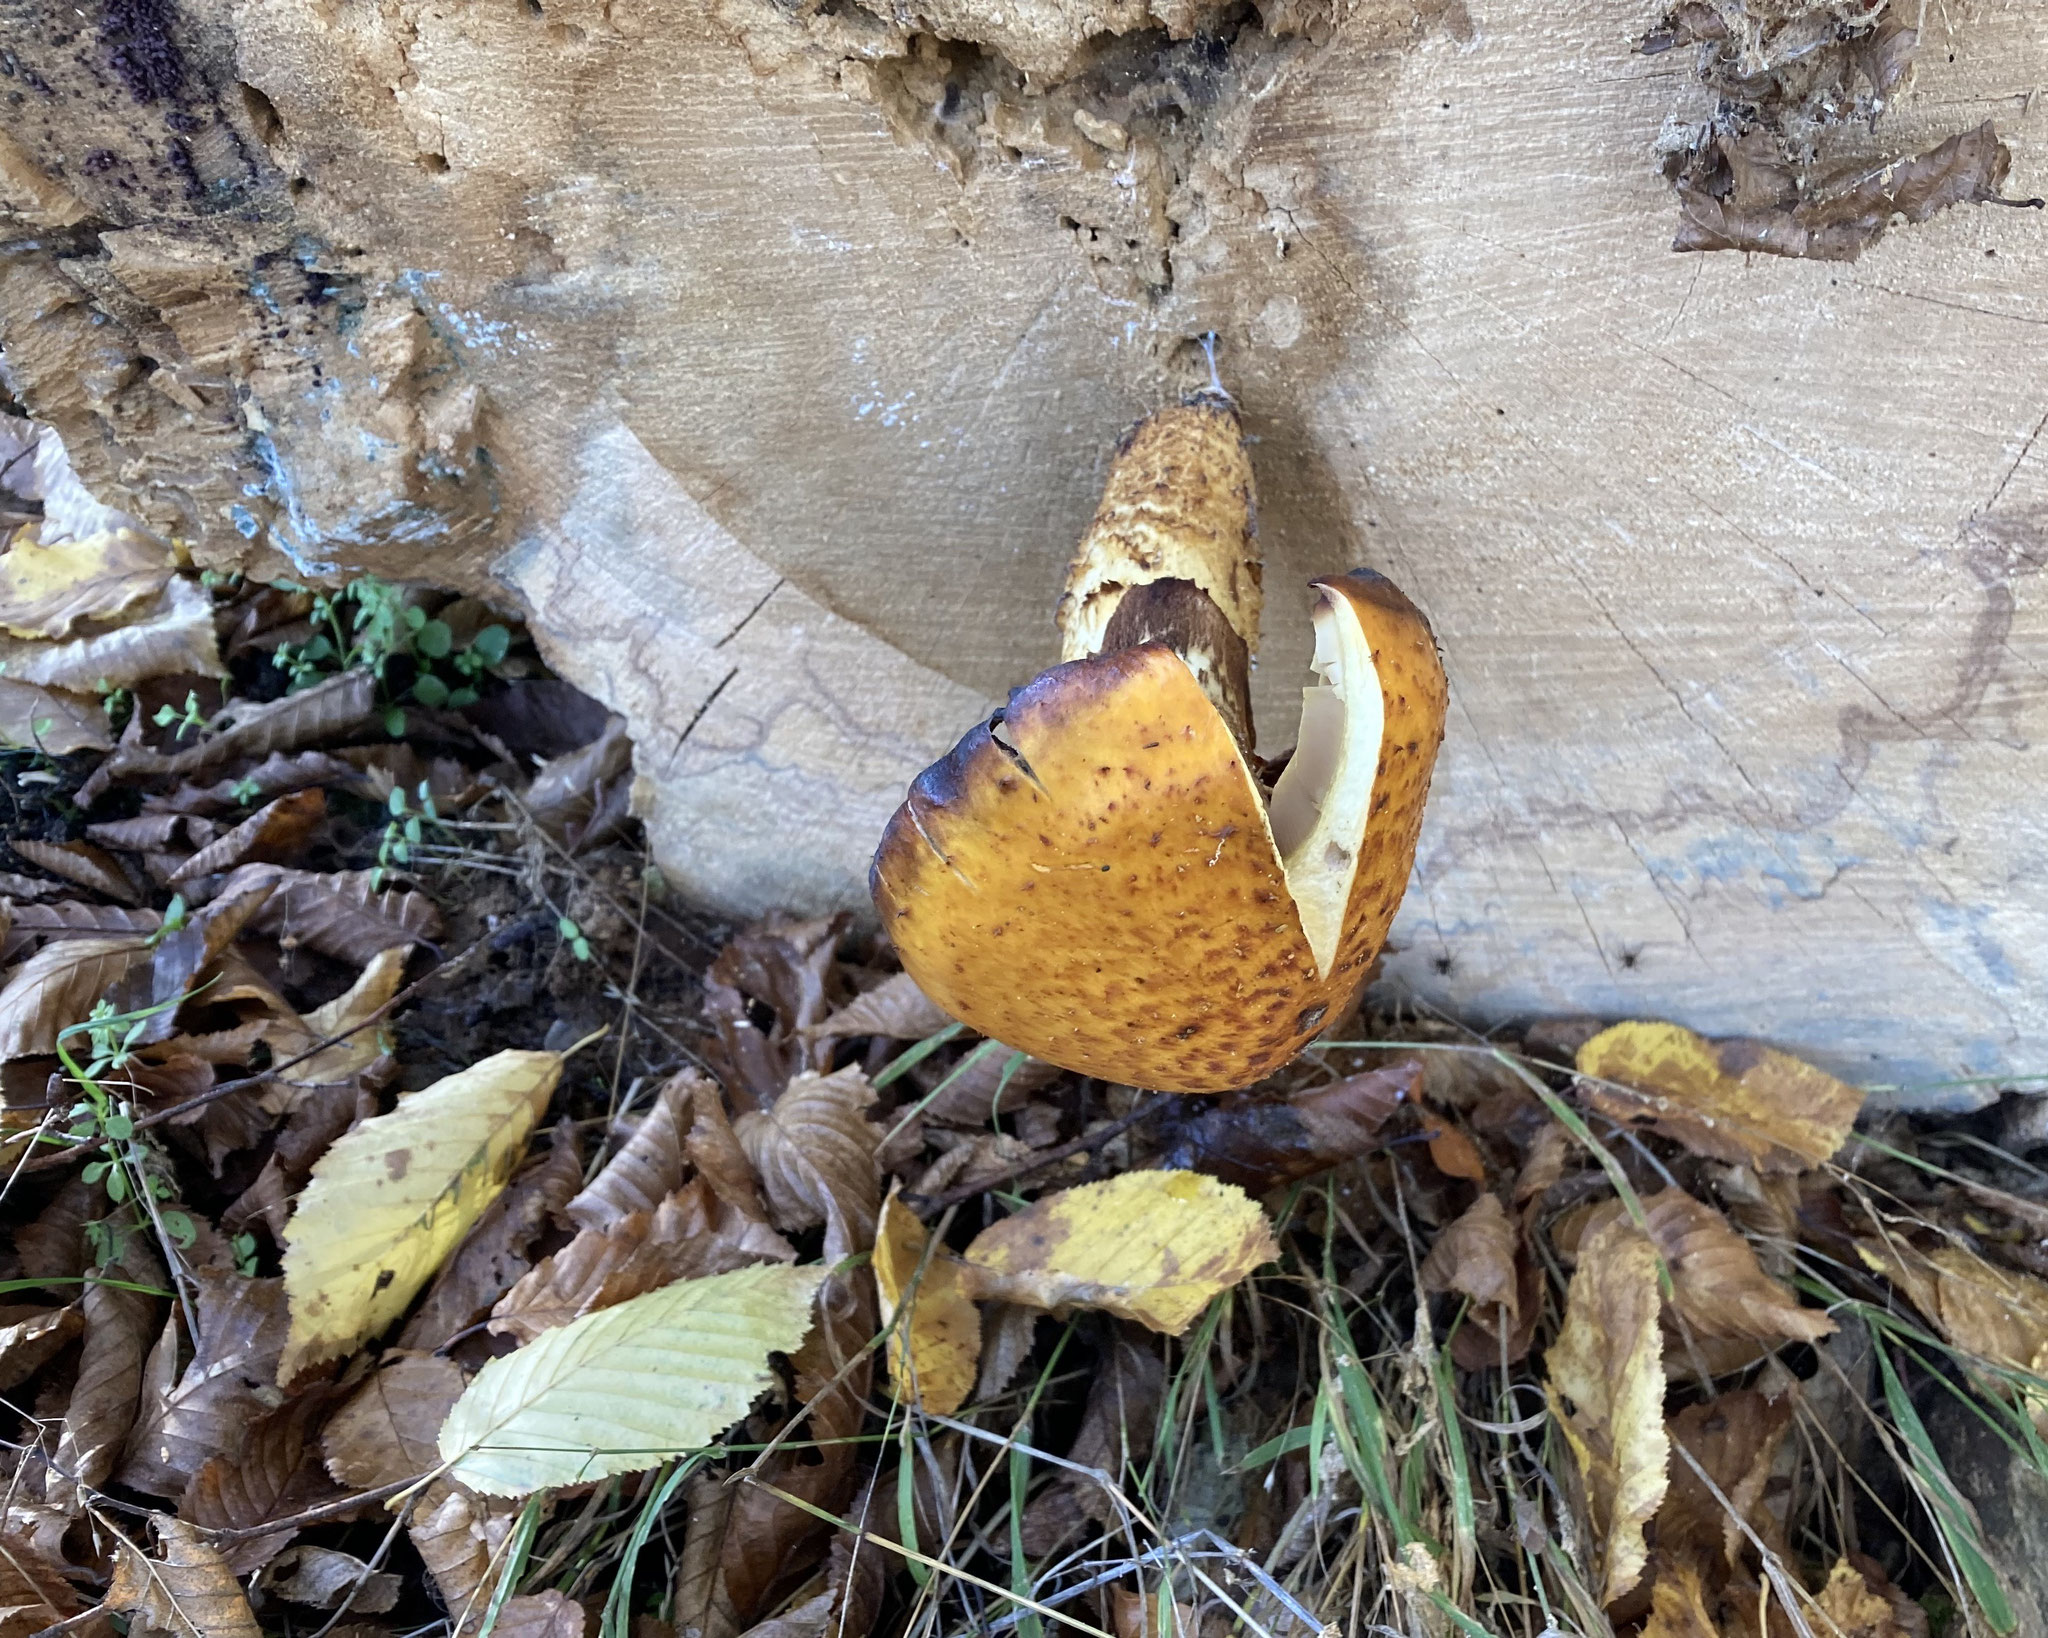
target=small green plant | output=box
[372,780,442,889]
[57,1000,197,1267]
[99,682,132,731]
[231,1231,260,1276]
[228,775,263,806]
[557,915,593,962]
[152,689,206,741]
[274,575,512,735]
[147,894,188,947]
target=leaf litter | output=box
[0,516,2044,1638]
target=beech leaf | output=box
[960,1170,1277,1335]
[0,933,153,1060]
[279,1048,563,1381]
[873,1184,980,1417]
[437,1261,826,1495]
[1575,1020,1862,1172]
[1544,1215,1669,1604]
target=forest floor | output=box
[4,488,2048,1638]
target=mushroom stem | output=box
[1053,395,1262,752]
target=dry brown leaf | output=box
[0,1513,83,1638]
[0,575,223,693]
[0,527,173,638]
[168,789,326,884]
[1675,121,2016,262]
[15,1175,96,1279]
[164,751,364,817]
[961,1171,1278,1336]
[716,1263,874,1625]
[673,1468,742,1638]
[409,1481,520,1624]
[1420,1193,1520,1319]
[566,1070,703,1230]
[1579,1190,1835,1349]
[1862,1239,2048,1402]
[0,934,153,1060]
[87,813,204,852]
[1813,1557,1928,1638]
[489,1177,796,1343]
[873,1184,981,1417]
[976,1302,1040,1400]
[1020,1327,1164,1556]
[50,1251,163,1507]
[805,970,954,1042]
[1426,1122,1488,1183]
[117,1312,187,1499]
[1544,1215,1669,1605]
[322,1353,468,1491]
[734,1066,880,1259]
[1151,1061,1414,1192]
[0,678,111,756]
[1576,1021,1862,1172]
[491,1591,587,1638]
[0,1304,81,1393]
[108,1517,260,1638]
[10,839,142,905]
[916,1045,1061,1127]
[1,900,160,963]
[1112,1588,1195,1638]
[222,864,442,966]
[1511,1119,1573,1203]
[907,1131,1038,1201]
[287,944,409,1088]
[684,1073,775,1225]
[1658,1389,1794,1570]
[91,668,376,791]
[398,1124,585,1351]
[223,1079,378,1244]
[1641,1559,1720,1638]
[147,1271,290,1488]
[701,915,848,1110]
[259,1546,401,1614]
[179,1392,347,1574]
[1645,1190,1834,1346]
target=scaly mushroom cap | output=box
[872,570,1447,1093]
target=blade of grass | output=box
[871,1023,966,1090]
[1872,1343,2016,1634]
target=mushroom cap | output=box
[871,569,1448,1093]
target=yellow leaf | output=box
[279,1048,562,1381]
[1814,1556,1924,1637]
[0,528,172,640]
[960,1170,1277,1335]
[289,945,408,1085]
[1545,1215,1669,1605]
[1862,1239,2048,1423]
[1575,1021,1863,1173]
[1640,1559,1719,1638]
[0,575,224,692]
[873,1184,981,1417]
[437,1261,826,1495]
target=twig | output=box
[905,1093,1173,1214]
[199,1472,426,1543]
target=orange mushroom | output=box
[871,393,1448,1093]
